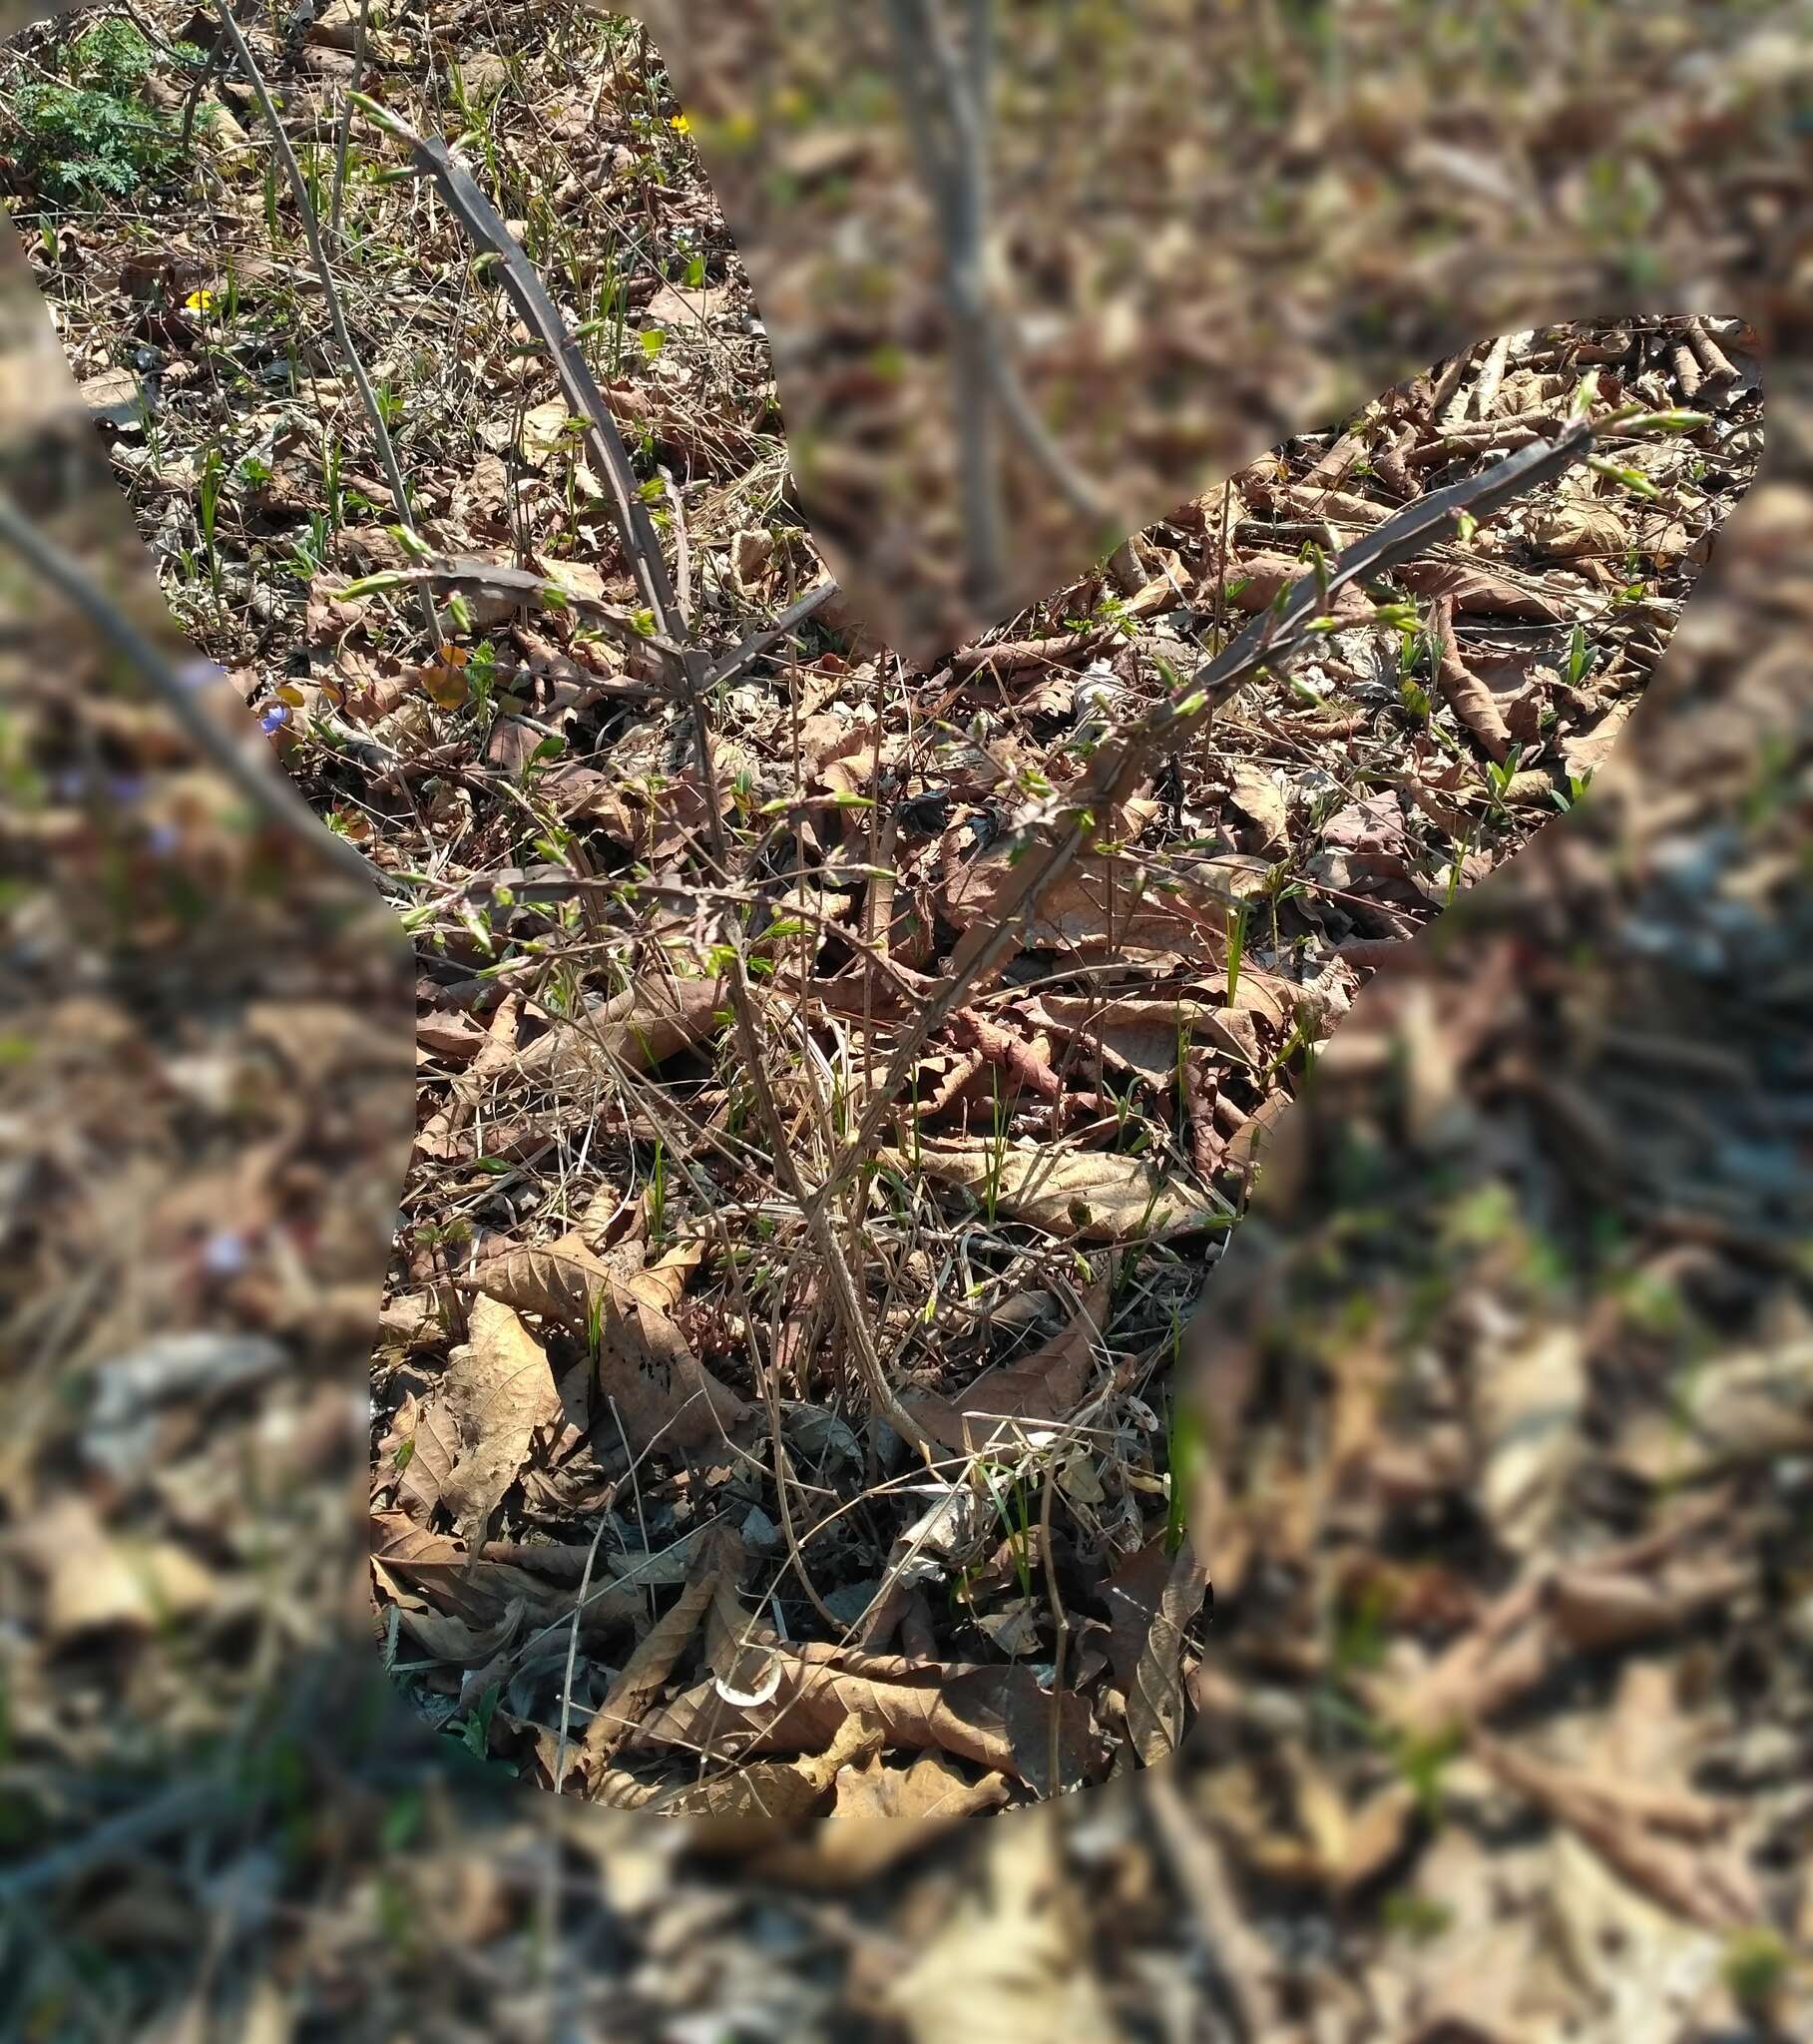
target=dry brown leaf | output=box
[371,1512,641,1633]
[597,1289,754,1454]
[1432,595,1512,763]
[644,278,730,326]
[472,1228,702,1326]
[18,1498,220,1646]
[513,974,725,1087]
[387,1586,528,1666]
[1528,496,1629,558]
[750,1752,1010,1886]
[881,1805,1120,2044]
[431,1296,562,1542]
[392,1388,458,1524]
[662,1711,880,1826]
[881,1138,1226,1243]
[456,991,525,1099]
[417,1009,489,1063]
[941,839,1225,958]
[583,1522,741,1770]
[1226,761,1291,849]
[515,397,575,465]
[1125,1535,1210,1765]
[1024,994,1190,1083]
[1225,549,1375,623]
[633,1641,1100,1793]
[1395,556,1575,622]
[831,1745,1008,1825]
[1561,692,1637,778]
[469,1232,620,1327]
[903,1273,1112,1454]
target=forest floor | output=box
[1,4,1808,2041]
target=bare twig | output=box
[702,576,840,688]
[884,0,1006,609]
[351,92,680,640]
[885,0,1141,600]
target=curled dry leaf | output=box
[385,1587,528,1667]
[512,972,725,1088]
[880,1137,1227,1243]
[372,1511,641,1634]
[583,1522,743,1771]
[469,1232,700,1327]
[1394,555,1577,623]
[661,1710,881,1826]
[1432,596,1512,763]
[466,1230,745,1457]
[750,1746,1011,1886]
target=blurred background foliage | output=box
[653,0,1813,656]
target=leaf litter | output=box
[5,5,1805,2038]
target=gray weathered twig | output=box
[351,93,681,643]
